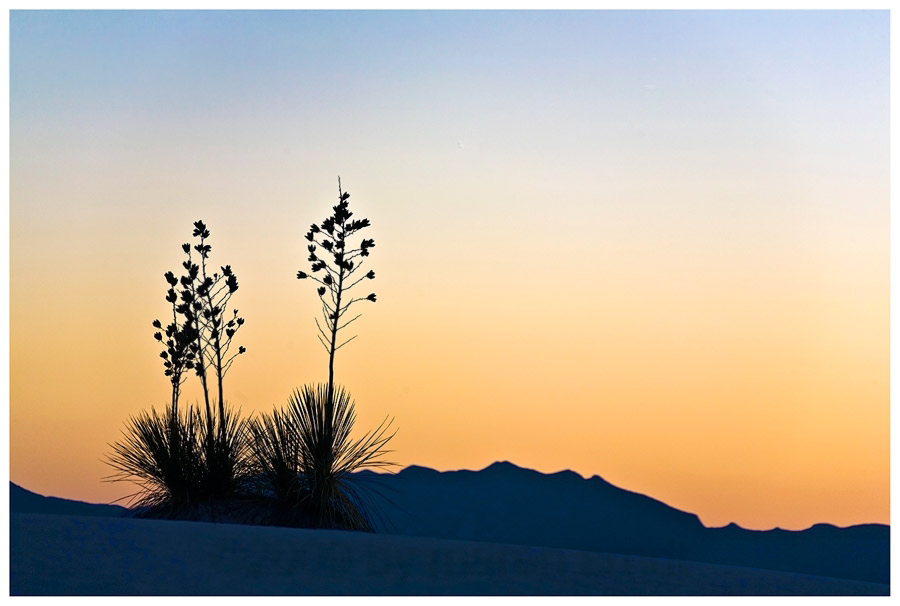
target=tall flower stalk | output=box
[297,178,376,440]
[178,221,245,442]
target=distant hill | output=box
[353,462,889,585]
[10,483,127,518]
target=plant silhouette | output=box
[251,178,395,530]
[107,220,250,519]
[175,221,249,503]
[297,177,377,408]
[107,198,393,530]
[106,405,204,517]
[250,385,394,529]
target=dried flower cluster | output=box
[297,180,376,393]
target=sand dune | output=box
[10,513,889,596]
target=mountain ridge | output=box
[385,461,883,532]
[352,461,888,584]
[10,482,128,518]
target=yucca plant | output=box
[248,178,394,530]
[171,221,249,509]
[294,180,395,529]
[108,220,250,520]
[108,404,255,521]
[249,384,394,530]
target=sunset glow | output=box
[9,10,889,530]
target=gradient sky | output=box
[9,10,889,530]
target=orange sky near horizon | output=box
[9,10,890,531]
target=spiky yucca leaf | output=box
[248,407,305,503]
[288,383,395,531]
[200,402,252,499]
[107,402,254,521]
[106,405,204,516]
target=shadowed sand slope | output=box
[10,514,888,596]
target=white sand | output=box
[9,513,889,596]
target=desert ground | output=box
[9,513,889,596]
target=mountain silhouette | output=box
[10,483,127,518]
[354,461,888,585]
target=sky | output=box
[8,10,889,531]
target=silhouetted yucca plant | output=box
[108,405,253,519]
[249,388,395,530]
[168,220,249,505]
[106,405,204,516]
[108,220,250,518]
[248,178,394,530]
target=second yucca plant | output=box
[250,178,394,530]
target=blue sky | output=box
[9,10,891,530]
